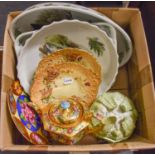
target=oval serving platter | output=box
[7,80,51,144]
[24,2,90,12]
[10,3,132,66]
[17,20,119,96]
[14,22,116,59]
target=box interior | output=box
[1,8,155,152]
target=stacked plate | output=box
[8,2,137,145]
[10,2,132,66]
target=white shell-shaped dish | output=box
[17,20,119,96]
[10,4,132,66]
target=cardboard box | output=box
[1,8,155,152]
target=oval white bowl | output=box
[10,4,132,66]
[14,23,117,60]
[17,20,119,96]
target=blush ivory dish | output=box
[10,4,132,66]
[17,20,119,96]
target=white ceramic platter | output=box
[10,4,132,66]
[17,20,119,96]
[14,22,116,59]
[24,2,88,12]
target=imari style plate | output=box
[7,81,51,144]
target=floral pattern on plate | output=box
[7,80,51,144]
[31,10,73,30]
[17,20,118,95]
[17,95,42,131]
[39,34,105,57]
[39,34,78,55]
[30,132,48,144]
[88,37,105,56]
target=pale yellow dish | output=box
[36,48,101,77]
[30,62,100,109]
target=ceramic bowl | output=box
[14,23,116,59]
[17,20,119,96]
[10,3,132,66]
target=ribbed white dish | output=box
[17,20,119,96]
[10,3,132,66]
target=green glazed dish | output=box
[90,92,138,143]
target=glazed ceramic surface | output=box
[10,3,132,66]
[14,23,116,59]
[93,22,117,50]
[7,81,51,144]
[90,92,138,143]
[40,97,91,144]
[24,2,90,12]
[15,31,33,57]
[7,81,138,144]
[17,20,118,96]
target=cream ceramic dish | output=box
[10,3,132,66]
[14,23,116,59]
[17,20,118,96]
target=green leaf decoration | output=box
[19,99,23,104]
[46,34,77,48]
[124,38,130,52]
[101,25,112,38]
[88,37,105,56]
[24,97,29,102]
[19,34,32,46]
[39,34,78,55]
[118,51,124,64]
[14,28,22,38]
[31,10,73,30]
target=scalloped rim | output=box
[17,19,119,94]
[93,22,117,49]
[10,5,132,66]
[15,31,34,57]
[91,91,138,143]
